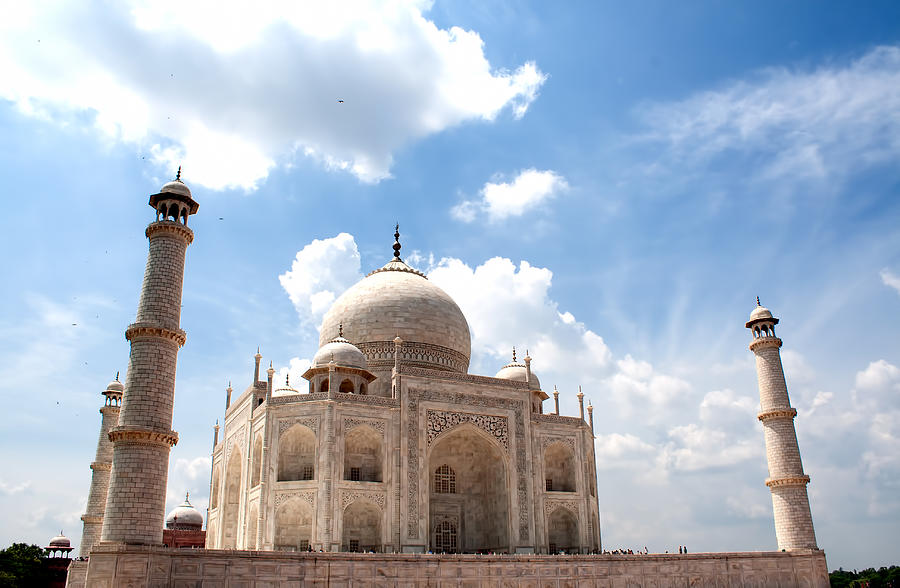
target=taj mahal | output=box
[65,173,830,586]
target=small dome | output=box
[313,336,367,369]
[160,178,192,198]
[495,352,541,390]
[273,374,300,397]
[165,494,203,530]
[749,305,774,322]
[106,379,124,393]
[48,533,70,548]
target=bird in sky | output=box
[337,99,344,103]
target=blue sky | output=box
[1,0,899,571]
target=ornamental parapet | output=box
[125,323,187,347]
[399,366,531,389]
[765,475,810,488]
[145,220,194,244]
[90,461,112,471]
[758,407,798,422]
[108,426,179,447]
[749,337,783,352]
[534,414,585,426]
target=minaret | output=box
[746,300,818,550]
[101,169,198,545]
[78,375,123,556]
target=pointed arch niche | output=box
[221,448,242,548]
[278,424,316,481]
[544,441,576,492]
[343,425,383,482]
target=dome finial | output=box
[757,296,761,306]
[285,373,290,386]
[339,323,344,338]
[512,347,517,362]
[115,371,119,381]
[185,491,189,502]
[175,165,182,182]
[393,223,402,260]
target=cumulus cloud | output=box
[881,269,900,295]
[276,357,313,391]
[0,0,546,189]
[659,423,761,472]
[278,233,362,327]
[0,479,32,496]
[605,354,690,419]
[428,256,611,379]
[166,455,212,521]
[594,433,655,463]
[452,169,568,222]
[635,45,900,190]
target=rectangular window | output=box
[545,478,553,492]
[549,543,557,554]
[302,466,314,480]
[349,540,359,552]
[350,467,361,481]
[299,540,309,551]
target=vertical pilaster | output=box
[101,174,197,545]
[747,303,817,551]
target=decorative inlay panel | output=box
[344,417,386,435]
[341,490,386,510]
[541,435,576,452]
[225,428,245,456]
[544,499,578,517]
[278,417,319,436]
[274,491,315,508]
[426,410,508,451]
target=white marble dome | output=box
[165,495,203,530]
[313,336,367,369]
[319,258,471,373]
[749,305,774,322]
[160,178,192,198]
[106,379,124,393]
[48,533,71,548]
[495,363,541,390]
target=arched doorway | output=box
[341,500,382,552]
[547,507,579,554]
[274,498,313,551]
[221,448,242,548]
[428,425,510,553]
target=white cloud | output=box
[636,45,900,190]
[594,433,655,462]
[278,233,362,327]
[276,357,313,391]
[0,479,32,496]
[880,269,900,295]
[605,354,690,418]
[854,359,900,397]
[452,169,569,222]
[698,389,756,423]
[427,256,611,380]
[0,1,546,189]
[660,423,761,472]
[166,455,212,521]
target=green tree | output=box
[830,565,899,588]
[0,543,53,588]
